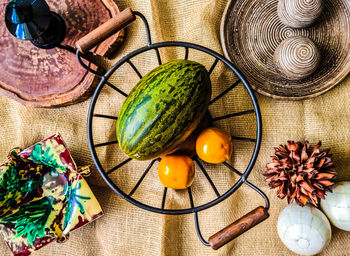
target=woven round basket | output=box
[220,0,350,100]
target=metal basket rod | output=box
[194,158,220,198]
[128,158,159,196]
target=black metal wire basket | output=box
[75,8,270,250]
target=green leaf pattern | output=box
[31,145,66,173]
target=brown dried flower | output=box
[264,141,336,207]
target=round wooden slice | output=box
[220,0,350,100]
[0,0,123,107]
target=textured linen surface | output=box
[1,0,350,255]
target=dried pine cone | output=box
[264,141,336,207]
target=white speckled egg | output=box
[277,203,331,255]
[321,181,350,231]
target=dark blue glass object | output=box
[5,0,66,49]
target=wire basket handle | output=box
[193,177,270,250]
[208,206,269,250]
[76,8,136,53]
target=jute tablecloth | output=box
[1,0,350,255]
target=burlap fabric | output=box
[1,0,350,255]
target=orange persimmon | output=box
[158,155,195,189]
[196,127,232,164]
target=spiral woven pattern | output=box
[274,36,320,80]
[277,0,324,28]
[221,0,350,99]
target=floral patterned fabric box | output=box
[0,134,103,256]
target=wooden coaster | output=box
[220,0,350,100]
[0,0,123,107]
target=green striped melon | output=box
[116,59,211,160]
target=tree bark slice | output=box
[0,0,123,107]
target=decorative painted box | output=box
[0,134,103,255]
